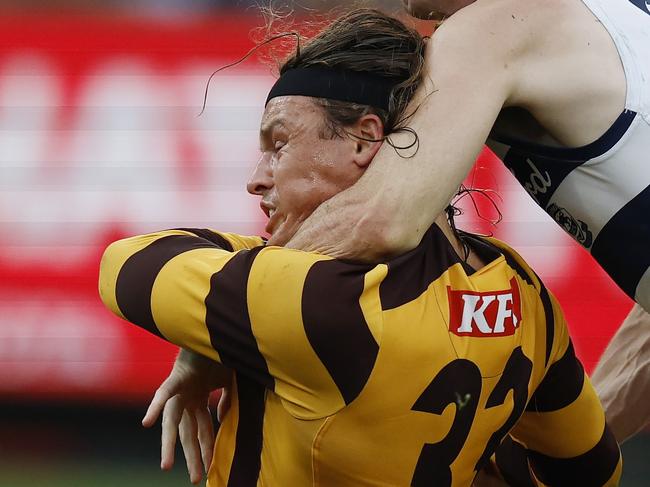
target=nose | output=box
[247,153,274,196]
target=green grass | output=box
[0,461,196,487]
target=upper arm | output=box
[99,230,384,419]
[401,6,525,184]
[98,230,245,363]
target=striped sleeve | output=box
[508,344,622,486]
[485,238,622,486]
[174,228,265,251]
[99,230,382,419]
[501,327,622,486]
[492,349,622,486]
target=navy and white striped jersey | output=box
[489,0,650,311]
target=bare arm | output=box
[284,8,525,260]
[591,303,650,443]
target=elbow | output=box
[98,240,127,315]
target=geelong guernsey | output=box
[489,0,650,312]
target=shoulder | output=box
[430,0,530,59]
[428,0,563,94]
[481,236,539,286]
[249,246,381,280]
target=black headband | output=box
[266,66,404,112]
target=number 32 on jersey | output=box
[410,346,532,487]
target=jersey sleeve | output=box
[499,295,622,486]
[98,229,383,419]
[483,239,622,486]
[173,227,266,251]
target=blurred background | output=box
[0,0,646,486]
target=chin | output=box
[267,233,288,247]
[266,221,292,247]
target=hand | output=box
[142,349,232,485]
[217,384,232,424]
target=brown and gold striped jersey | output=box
[99,225,621,487]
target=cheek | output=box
[273,155,324,209]
[273,138,357,213]
[280,174,330,212]
[280,173,341,217]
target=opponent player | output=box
[281,0,650,443]
[99,10,621,486]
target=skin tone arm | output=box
[590,303,650,443]
[282,4,525,260]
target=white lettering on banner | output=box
[0,301,123,388]
[457,293,518,334]
[494,294,519,333]
[448,279,522,338]
[458,294,497,333]
[0,55,61,191]
[0,55,273,249]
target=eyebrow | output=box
[259,116,289,142]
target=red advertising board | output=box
[0,14,632,403]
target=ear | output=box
[349,113,385,168]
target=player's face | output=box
[401,0,475,19]
[248,96,370,246]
